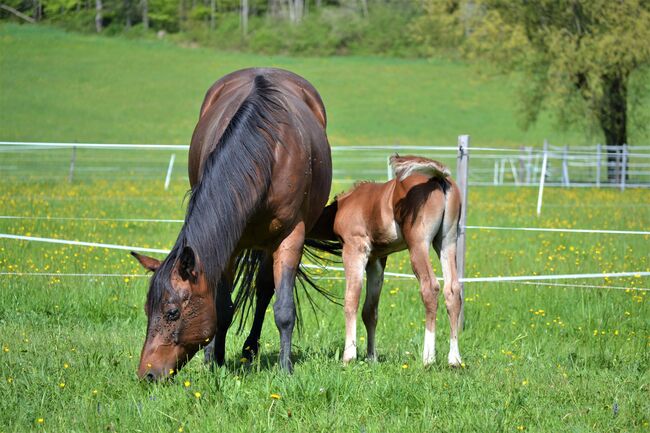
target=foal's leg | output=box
[362,257,386,362]
[342,241,369,363]
[272,222,306,373]
[407,241,441,366]
[241,253,275,362]
[439,239,463,366]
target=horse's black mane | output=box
[146,75,283,313]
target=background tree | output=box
[416,0,650,181]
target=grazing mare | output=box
[131,68,332,379]
[310,155,463,366]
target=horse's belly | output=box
[371,221,405,258]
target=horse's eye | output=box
[165,308,180,321]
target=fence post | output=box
[537,140,548,216]
[387,155,393,180]
[456,135,469,329]
[562,145,570,187]
[596,143,601,188]
[164,153,176,190]
[68,146,77,183]
[493,160,499,185]
[621,144,627,191]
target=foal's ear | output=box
[178,246,198,283]
[131,251,161,272]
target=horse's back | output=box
[189,68,328,188]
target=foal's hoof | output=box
[448,356,463,368]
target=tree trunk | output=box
[142,0,149,29]
[359,0,368,17]
[599,73,628,183]
[210,0,215,30]
[125,0,132,28]
[241,0,248,35]
[95,0,103,32]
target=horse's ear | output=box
[178,246,198,283]
[131,251,161,272]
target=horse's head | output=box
[131,247,216,382]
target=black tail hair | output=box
[231,238,343,334]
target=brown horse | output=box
[131,68,332,379]
[310,155,463,366]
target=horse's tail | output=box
[389,153,451,181]
[231,239,342,335]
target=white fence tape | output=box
[2,215,648,236]
[2,272,646,291]
[1,233,648,284]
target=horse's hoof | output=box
[448,356,463,368]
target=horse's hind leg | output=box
[407,241,440,366]
[362,257,386,362]
[272,222,306,373]
[241,253,274,362]
[342,241,369,363]
[439,238,462,366]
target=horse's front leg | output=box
[272,222,306,373]
[342,240,369,364]
[241,253,275,362]
[204,274,234,367]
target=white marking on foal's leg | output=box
[343,318,357,363]
[423,328,436,365]
[342,245,368,364]
[448,337,462,366]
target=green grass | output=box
[1,23,649,433]
[0,23,601,149]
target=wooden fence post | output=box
[456,135,469,329]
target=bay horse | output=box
[130,68,332,379]
[310,155,463,366]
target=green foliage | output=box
[414,0,650,147]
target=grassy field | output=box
[0,23,602,149]
[1,23,649,433]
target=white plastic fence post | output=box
[387,155,393,180]
[596,143,601,188]
[68,146,77,183]
[164,153,176,190]
[493,160,499,185]
[562,145,570,187]
[537,141,549,217]
[456,135,469,329]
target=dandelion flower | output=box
[184,380,191,388]
[59,382,65,389]
[402,363,409,369]
[270,393,281,400]
[194,392,201,399]
[36,418,44,424]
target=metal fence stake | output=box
[456,135,469,330]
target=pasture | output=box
[1,24,649,432]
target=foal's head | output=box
[131,247,216,381]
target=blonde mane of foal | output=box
[389,154,451,181]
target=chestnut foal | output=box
[313,155,463,366]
